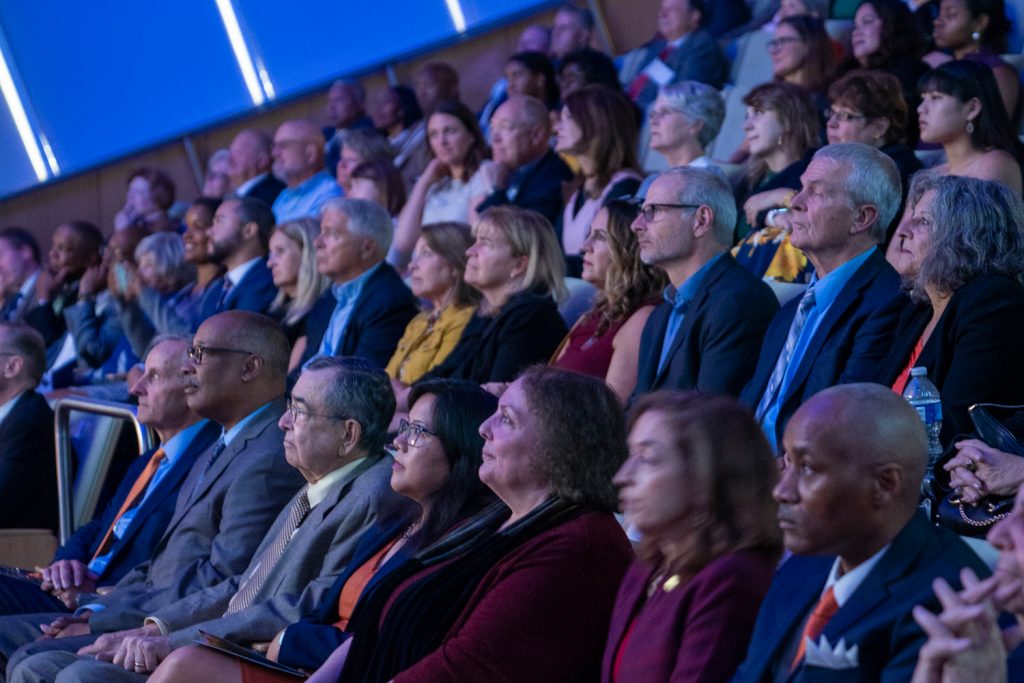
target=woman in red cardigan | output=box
[605,391,783,683]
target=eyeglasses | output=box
[397,419,437,447]
[285,398,344,423]
[639,203,702,222]
[766,36,804,50]
[186,343,252,365]
[825,108,868,123]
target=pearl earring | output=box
[971,30,981,42]
[967,121,975,134]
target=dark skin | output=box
[35,225,100,303]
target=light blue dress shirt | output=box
[657,253,723,374]
[312,262,380,361]
[271,170,341,223]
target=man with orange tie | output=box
[732,384,990,682]
[0,334,219,616]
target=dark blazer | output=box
[602,550,775,683]
[238,173,286,207]
[878,274,1024,445]
[630,30,729,108]
[193,260,277,330]
[633,254,779,400]
[52,420,221,584]
[300,262,418,368]
[732,512,990,682]
[0,391,57,532]
[740,248,906,446]
[474,150,573,227]
[424,288,568,384]
[23,281,79,351]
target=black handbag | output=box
[932,403,1024,537]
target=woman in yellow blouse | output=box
[386,221,478,384]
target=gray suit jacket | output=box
[88,398,305,633]
[152,454,397,647]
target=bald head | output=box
[490,95,550,168]
[272,119,326,186]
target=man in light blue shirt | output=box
[271,119,341,223]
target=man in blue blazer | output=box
[740,144,907,450]
[193,197,278,329]
[298,198,417,369]
[0,335,219,616]
[732,384,990,682]
[631,168,778,401]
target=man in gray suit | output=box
[11,357,401,682]
[0,311,304,679]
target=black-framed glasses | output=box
[639,203,702,222]
[285,398,344,423]
[186,343,252,365]
[397,419,437,447]
[824,108,868,123]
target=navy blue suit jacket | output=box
[732,512,989,682]
[53,420,221,584]
[632,253,779,400]
[0,391,57,532]
[474,150,573,228]
[300,262,418,368]
[193,260,277,330]
[740,248,906,445]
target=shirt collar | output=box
[286,169,332,193]
[0,390,27,425]
[225,257,261,288]
[17,270,39,300]
[234,172,270,197]
[332,261,381,302]
[160,419,211,464]
[306,456,367,508]
[221,400,277,448]
[805,248,874,311]
[663,252,723,311]
[824,542,891,607]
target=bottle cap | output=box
[910,367,927,377]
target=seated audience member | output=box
[552,200,665,402]
[412,61,460,115]
[347,159,407,220]
[880,174,1024,444]
[622,0,729,108]
[21,358,400,681]
[226,129,285,207]
[607,391,782,682]
[0,335,219,615]
[504,51,561,113]
[556,85,643,276]
[302,367,631,682]
[732,81,819,261]
[297,199,418,369]
[917,60,1024,195]
[647,81,726,176]
[194,197,278,327]
[926,0,1019,119]
[417,207,568,387]
[632,169,779,400]
[386,222,478,385]
[367,85,428,190]
[148,379,498,682]
[24,220,103,352]
[477,24,550,139]
[271,119,342,222]
[335,128,394,195]
[826,70,923,208]
[392,100,492,270]
[741,143,906,450]
[732,383,991,682]
[556,47,623,99]
[113,168,177,234]
[115,232,196,358]
[202,149,232,199]
[769,15,837,117]
[0,323,56,532]
[0,227,42,323]
[0,312,305,672]
[266,218,329,344]
[549,3,595,65]
[912,484,1024,682]
[475,95,574,227]
[322,80,374,178]
[838,0,929,145]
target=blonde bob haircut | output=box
[473,206,568,303]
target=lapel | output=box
[338,264,386,355]
[781,250,883,403]
[638,304,670,389]
[754,557,831,675]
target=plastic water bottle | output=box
[903,367,943,494]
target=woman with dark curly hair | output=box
[504,51,560,111]
[552,199,666,402]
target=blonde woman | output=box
[267,217,329,343]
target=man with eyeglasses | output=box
[270,119,342,223]
[0,311,304,677]
[630,167,778,401]
[8,357,400,682]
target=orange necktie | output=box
[90,448,166,562]
[791,586,839,670]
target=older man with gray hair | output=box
[296,198,417,369]
[631,167,779,400]
[741,142,908,450]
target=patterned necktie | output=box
[1,292,22,322]
[627,45,673,101]
[791,586,839,669]
[191,437,226,497]
[755,286,817,422]
[215,277,233,312]
[90,448,166,561]
[224,487,311,614]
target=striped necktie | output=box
[755,286,817,422]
